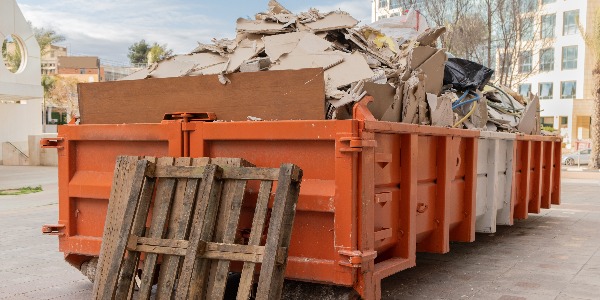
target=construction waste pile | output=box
[123,0,546,135]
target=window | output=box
[562,46,578,70]
[80,68,86,74]
[539,82,553,99]
[561,81,576,99]
[521,17,534,40]
[541,117,554,128]
[520,0,536,12]
[542,0,556,4]
[390,0,401,9]
[541,14,555,38]
[560,116,568,127]
[519,51,532,73]
[540,48,554,71]
[379,0,388,8]
[519,83,531,97]
[563,10,579,35]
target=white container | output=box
[475,131,516,233]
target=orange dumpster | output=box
[41,96,561,300]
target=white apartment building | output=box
[515,0,598,148]
[371,0,426,22]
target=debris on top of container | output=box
[120,0,547,135]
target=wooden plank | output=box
[113,157,157,299]
[175,164,223,300]
[155,157,201,299]
[237,180,273,300]
[137,157,178,300]
[92,156,149,299]
[154,165,280,181]
[206,178,247,299]
[256,164,303,300]
[78,68,326,124]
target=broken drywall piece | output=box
[428,92,454,127]
[365,82,396,120]
[402,70,426,124]
[218,74,231,85]
[240,57,271,72]
[325,51,374,93]
[517,94,539,135]
[304,11,358,32]
[226,46,262,73]
[147,53,229,78]
[120,68,150,81]
[264,32,331,61]
[236,18,292,34]
[270,51,344,71]
[416,26,446,46]
[419,49,447,95]
[470,94,488,128]
[328,80,366,108]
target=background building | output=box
[515,0,598,149]
[57,56,103,82]
[41,44,67,75]
[371,0,425,22]
[1,0,43,165]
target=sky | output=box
[16,0,373,65]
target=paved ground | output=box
[1,166,599,299]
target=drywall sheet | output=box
[78,68,326,124]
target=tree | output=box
[127,40,172,64]
[47,76,80,120]
[2,35,23,72]
[33,26,66,56]
[581,9,600,169]
[128,39,151,64]
[148,42,173,64]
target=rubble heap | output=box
[123,0,545,135]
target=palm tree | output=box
[581,9,600,169]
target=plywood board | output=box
[78,68,325,124]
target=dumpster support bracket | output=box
[338,250,377,268]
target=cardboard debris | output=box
[416,26,446,46]
[428,92,454,127]
[304,11,358,32]
[324,52,374,96]
[240,57,271,72]
[111,0,547,136]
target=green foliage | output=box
[0,185,43,196]
[2,36,23,72]
[32,25,66,56]
[128,39,173,64]
[541,126,555,132]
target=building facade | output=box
[515,0,598,148]
[371,0,426,22]
[41,44,67,75]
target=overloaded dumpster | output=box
[41,2,562,299]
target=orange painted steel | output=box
[42,96,560,300]
[42,122,183,269]
[512,134,562,220]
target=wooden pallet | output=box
[92,156,302,300]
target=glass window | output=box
[379,0,388,9]
[390,0,401,9]
[563,10,579,35]
[541,14,555,38]
[560,116,568,126]
[541,117,554,128]
[539,82,553,99]
[520,0,536,12]
[521,17,534,41]
[561,81,576,99]
[519,83,531,97]
[499,52,513,74]
[542,0,556,4]
[562,46,578,70]
[519,51,532,73]
[540,48,554,71]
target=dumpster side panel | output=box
[188,120,359,287]
[54,123,183,267]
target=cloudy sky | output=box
[16,0,373,65]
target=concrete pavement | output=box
[1,166,599,299]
